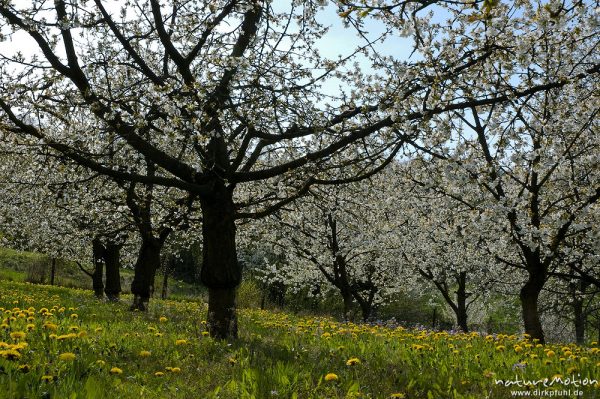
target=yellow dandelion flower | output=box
[546,350,555,357]
[159,316,167,323]
[70,314,78,319]
[43,323,58,331]
[346,357,361,366]
[13,342,28,350]
[154,371,164,377]
[109,367,123,374]
[139,350,151,358]
[10,331,26,340]
[170,367,181,373]
[41,375,55,382]
[324,373,339,382]
[56,333,77,341]
[58,352,76,361]
[96,360,106,366]
[26,324,35,331]
[175,339,187,346]
[0,349,21,360]
[202,331,209,337]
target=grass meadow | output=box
[1,280,599,398]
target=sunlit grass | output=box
[1,280,599,398]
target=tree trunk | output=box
[260,290,266,310]
[161,258,169,300]
[358,299,372,322]
[130,237,162,311]
[50,258,56,286]
[573,300,585,344]
[455,272,469,332]
[520,271,546,343]
[104,243,122,301]
[342,291,353,321]
[200,185,240,339]
[92,239,105,298]
[207,287,238,339]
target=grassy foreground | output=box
[0,280,599,398]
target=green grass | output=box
[0,247,45,273]
[0,246,205,301]
[1,280,599,398]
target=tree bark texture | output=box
[455,272,469,332]
[92,238,105,298]
[200,184,240,338]
[520,273,546,344]
[130,237,162,311]
[103,243,122,301]
[50,258,56,286]
[573,298,585,345]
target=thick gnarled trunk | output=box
[200,185,240,339]
[130,237,162,311]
